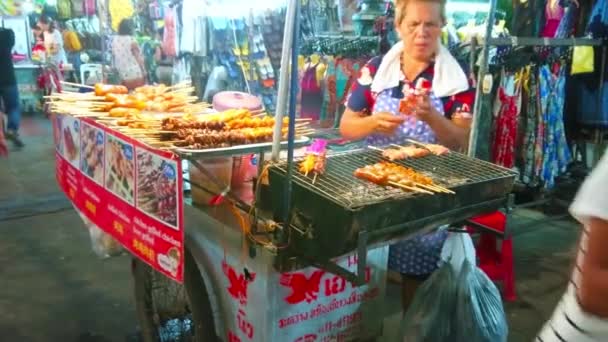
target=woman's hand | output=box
[372,112,405,135]
[413,94,441,123]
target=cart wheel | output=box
[132,248,217,342]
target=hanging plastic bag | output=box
[75,206,123,258]
[399,261,457,341]
[571,45,594,75]
[400,231,509,342]
[455,260,509,342]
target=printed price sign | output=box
[52,115,184,282]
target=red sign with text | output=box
[52,114,184,282]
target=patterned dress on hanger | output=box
[492,71,522,169]
[521,68,539,186]
[539,64,572,188]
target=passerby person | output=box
[536,151,608,341]
[38,15,67,66]
[112,19,146,90]
[0,27,24,148]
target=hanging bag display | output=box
[571,44,595,75]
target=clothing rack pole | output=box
[271,0,298,161]
[467,0,498,158]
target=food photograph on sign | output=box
[80,123,105,184]
[136,149,178,227]
[62,116,80,167]
[52,115,63,153]
[105,135,135,204]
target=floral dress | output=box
[346,56,475,276]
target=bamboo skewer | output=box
[60,81,94,89]
[388,181,433,195]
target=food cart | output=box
[48,2,516,341]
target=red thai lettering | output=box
[294,333,317,342]
[237,309,254,339]
[223,261,256,306]
[279,270,325,304]
[227,330,241,342]
[324,276,347,296]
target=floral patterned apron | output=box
[367,85,449,276]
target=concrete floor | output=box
[0,117,582,341]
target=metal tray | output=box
[174,136,311,158]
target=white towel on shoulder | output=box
[370,40,470,98]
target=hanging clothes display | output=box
[511,0,545,37]
[539,64,571,188]
[163,7,177,58]
[300,62,324,120]
[542,0,565,38]
[492,70,522,169]
[519,66,540,186]
[109,0,134,32]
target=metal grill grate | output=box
[271,147,516,209]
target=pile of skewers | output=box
[48,81,208,117]
[354,162,454,195]
[120,108,314,149]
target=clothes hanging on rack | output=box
[520,66,540,186]
[300,62,324,120]
[511,0,545,37]
[539,64,571,188]
[542,0,565,38]
[492,70,522,169]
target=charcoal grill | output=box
[264,147,517,274]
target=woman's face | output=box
[38,21,48,31]
[396,1,444,61]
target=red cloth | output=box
[492,87,519,168]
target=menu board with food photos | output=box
[52,114,184,283]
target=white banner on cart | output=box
[218,247,388,342]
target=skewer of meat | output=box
[404,139,450,155]
[354,165,433,194]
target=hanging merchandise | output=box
[57,0,72,20]
[587,0,608,38]
[162,6,177,58]
[510,0,545,37]
[571,43,594,74]
[72,0,86,18]
[492,69,522,169]
[538,64,571,188]
[83,0,97,16]
[109,0,134,32]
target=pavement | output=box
[0,116,582,341]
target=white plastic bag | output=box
[75,206,123,258]
[440,231,476,273]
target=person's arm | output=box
[578,217,608,317]
[131,40,146,74]
[414,94,470,150]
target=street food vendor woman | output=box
[339,0,475,312]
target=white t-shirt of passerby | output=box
[536,152,608,342]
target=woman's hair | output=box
[118,19,134,36]
[38,15,56,33]
[394,0,446,25]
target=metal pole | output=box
[282,0,301,223]
[467,0,498,158]
[272,0,298,161]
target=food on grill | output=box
[81,124,104,183]
[105,136,134,203]
[161,117,226,131]
[382,146,430,160]
[94,84,128,96]
[136,152,178,226]
[380,143,450,161]
[299,139,328,178]
[354,162,441,194]
[425,144,450,156]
